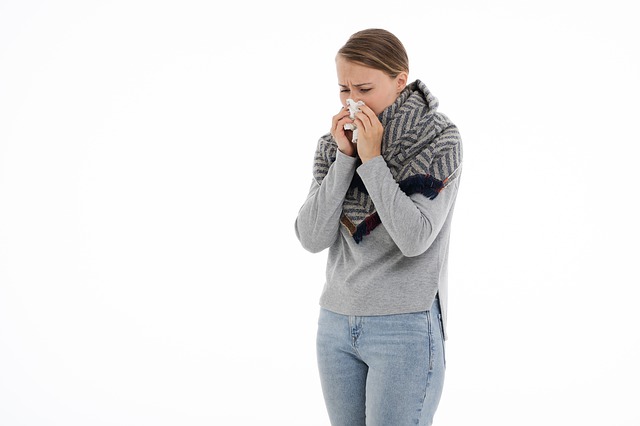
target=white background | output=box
[1,0,639,425]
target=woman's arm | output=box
[357,156,460,257]
[295,150,358,253]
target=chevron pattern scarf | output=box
[313,80,462,243]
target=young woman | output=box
[295,28,462,425]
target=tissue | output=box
[343,98,365,142]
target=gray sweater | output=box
[295,151,460,338]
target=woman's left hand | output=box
[353,104,384,163]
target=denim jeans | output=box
[316,297,446,426]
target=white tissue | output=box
[343,98,365,142]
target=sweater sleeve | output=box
[356,156,460,257]
[295,150,358,253]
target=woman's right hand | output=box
[331,107,356,157]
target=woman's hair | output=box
[337,28,409,78]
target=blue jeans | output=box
[316,297,446,426]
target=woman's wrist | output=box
[359,151,381,163]
[338,145,356,157]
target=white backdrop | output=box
[1,0,639,425]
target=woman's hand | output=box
[353,104,383,163]
[330,106,356,157]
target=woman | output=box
[295,28,462,425]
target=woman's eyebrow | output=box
[339,82,373,87]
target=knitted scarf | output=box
[313,80,462,243]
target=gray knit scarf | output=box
[313,80,462,243]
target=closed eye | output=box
[339,87,371,93]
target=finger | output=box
[331,108,347,124]
[331,109,352,129]
[333,116,354,135]
[332,117,355,144]
[337,115,355,127]
[356,105,384,132]
[333,106,350,119]
[353,113,371,131]
[358,103,377,118]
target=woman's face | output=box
[336,55,407,116]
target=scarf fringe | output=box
[398,174,446,200]
[353,213,381,243]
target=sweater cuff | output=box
[356,155,385,178]
[336,149,359,166]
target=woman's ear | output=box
[396,71,408,93]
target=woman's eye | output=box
[340,89,350,93]
[360,88,371,93]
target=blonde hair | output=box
[337,28,409,78]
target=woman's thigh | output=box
[360,301,445,426]
[317,308,368,426]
